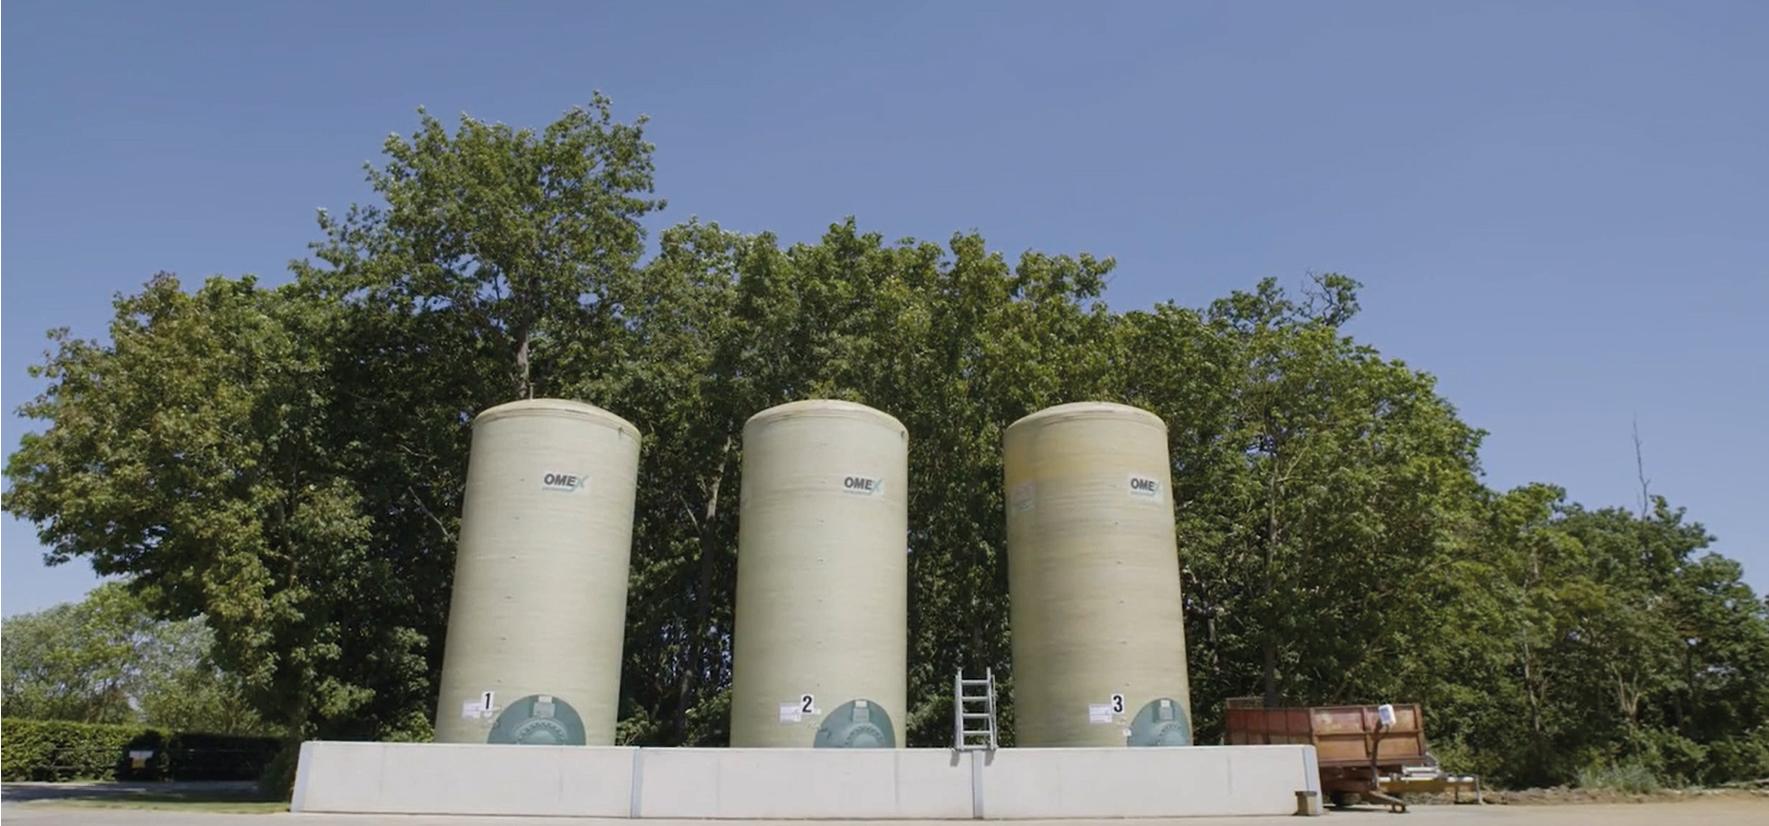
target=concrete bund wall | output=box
[638,748,972,819]
[978,746,1321,818]
[291,741,636,817]
[292,741,1318,819]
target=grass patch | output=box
[1576,761,1663,794]
[39,797,286,813]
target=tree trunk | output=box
[675,436,732,740]
[514,325,533,399]
[1521,639,1545,734]
[1262,639,1280,707]
[1262,426,1282,708]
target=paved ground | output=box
[2,781,263,803]
[4,784,1766,825]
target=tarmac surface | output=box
[5,783,1767,824]
[2,781,263,803]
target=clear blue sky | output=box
[4,1,1766,614]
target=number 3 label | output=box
[1110,693,1125,714]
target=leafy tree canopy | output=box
[2,583,268,735]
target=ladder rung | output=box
[960,679,991,686]
[961,712,991,719]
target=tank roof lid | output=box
[473,398,640,436]
[745,399,905,434]
[1007,401,1166,432]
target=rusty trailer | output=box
[1224,701,1481,812]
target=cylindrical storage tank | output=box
[730,400,908,748]
[1004,402,1192,747]
[432,398,641,745]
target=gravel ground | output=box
[4,783,1767,825]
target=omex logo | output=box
[842,475,884,495]
[541,471,588,493]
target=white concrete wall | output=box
[977,746,1320,818]
[292,741,1318,819]
[291,741,635,817]
[639,748,972,819]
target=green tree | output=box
[3,274,386,755]
[2,583,266,734]
[1400,485,1769,787]
[3,583,145,723]
[1110,276,1482,737]
[7,98,670,764]
[303,93,663,400]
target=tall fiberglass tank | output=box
[1004,402,1193,747]
[729,400,908,748]
[432,399,641,746]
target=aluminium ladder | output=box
[953,668,999,751]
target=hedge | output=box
[0,720,157,781]
[165,731,282,781]
[0,719,280,782]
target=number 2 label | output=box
[800,694,816,714]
